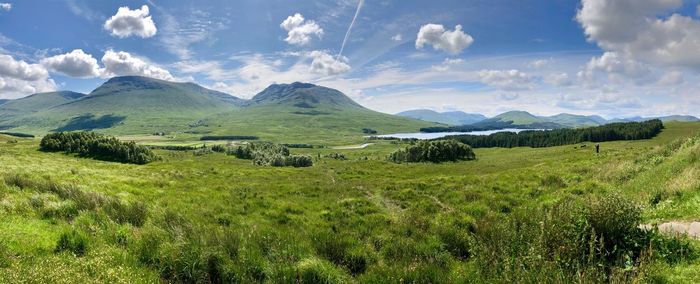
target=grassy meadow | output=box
[0,122,699,282]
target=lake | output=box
[375,128,545,140]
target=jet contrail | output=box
[337,0,364,60]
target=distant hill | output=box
[0,99,8,106]
[0,77,434,140]
[2,76,244,134]
[203,82,436,142]
[609,115,699,123]
[0,91,86,124]
[397,109,486,125]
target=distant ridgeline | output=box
[40,132,159,164]
[420,121,565,133]
[442,119,663,148]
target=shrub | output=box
[296,257,346,284]
[104,200,148,227]
[326,153,347,160]
[55,229,89,256]
[40,131,160,164]
[388,140,476,163]
[228,142,312,167]
[210,144,227,153]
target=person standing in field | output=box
[595,143,600,154]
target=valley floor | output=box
[0,122,699,282]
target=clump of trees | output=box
[446,119,663,148]
[227,142,313,167]
[200,135,259,141]
[388,140,476,163]
[40,132,159,164]
[362,128,378,134]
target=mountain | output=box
[0,77,434,141]
[249,82,363,109]
[546,113,607,128]
[609,115,700,123]
[396,109,486,125]
[0,91,86,123]
[202,82,436,142]
[3,76,244,134]
[0,99,8,106]
[490,111,542,125]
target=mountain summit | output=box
[249,82,363,109]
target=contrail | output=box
[337,0,364,61]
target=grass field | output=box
[0,122,699,282]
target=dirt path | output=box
[640,221,700,239]
[331,143,374,150]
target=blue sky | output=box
[1,0,700,118]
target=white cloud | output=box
[658,70,684,85]
[41,49,102,78]
[104,5,157,38]
[478,69,533,91]
[529,59,550,69]
[391,34,402,41]
[545,72,572,86]
[280,13,323,46]
[577,0,700,68]
[578,52,651,84]
[101,50,173,80]
[431,57,464,72]
[415,24,473,55]
[0,54,56,99]
[308,50,351,76]
[499,93,519,101]
[0,3,11,11]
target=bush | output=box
[296,257,346,284]
[104,200,148,227]
[211,144,227,153]
[40,132,159,164]
[228,142,312,167]
[55,229,89,256]
[388,140,476,163]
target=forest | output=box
[388,140,476,163]
[39,132,160,164]
[444,119,663,148]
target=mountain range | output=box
[0,76,434,141]
[398,109,699,128]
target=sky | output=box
[1,0,700,118]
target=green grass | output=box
[0,122,699,282]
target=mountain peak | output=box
[250,82,363,109]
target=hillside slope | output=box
[397,109,486,125]
[5,76,243,134]
[0,91,85,124]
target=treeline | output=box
[420,121,563,133]
[200,135,259,141]
[0,132,35,138]
[40,132,159,164]
[444,119,663,148]
[388,140,476,163]
[227,142,313,167]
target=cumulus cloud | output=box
[577,0,700,68]
[545,72,572,86]
[0,54,56,98]
[578,51,651,84]
[101,50,173,80]
[280,13,323,46]
[104,5,157,38]
[0,3,10,11]
[499,93,519,101]
[415,24,473,55]
[529,59,550,69]
[41,49,102,78]
[478,69,533,91]
[308,50,350,76]
[391,34,402,41]
[658,70,684,85]
[431,58,464,72]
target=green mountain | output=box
[0,77,434,141]
[609,115,699,123]
[4,76,242,134]
[200,82,436,143]
[546,113,607,128]
[0,91,85,124]
[396,109,486,125]
[490,111,542,124]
